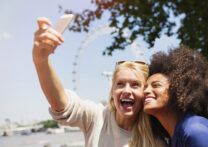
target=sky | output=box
[0,0,180,124]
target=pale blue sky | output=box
[0,0,180,124]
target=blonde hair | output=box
[130,112,165,147]
[108,61,165,147]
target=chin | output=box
[122,111,138,118]
[143,106,155,115]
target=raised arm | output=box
[33,17,68,111]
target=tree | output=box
[41,120,59,128]
[63,0,208,59]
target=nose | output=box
[144,85,151,95]
[123,84,131,95]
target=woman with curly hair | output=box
[143,46,208,147]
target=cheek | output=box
[134,88,144,99]
[133,89,144,109]
[157,86,167,92]
[112,89,120,102]
[159,89,169,104]
[157,87,168,96]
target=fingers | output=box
[37,17,52,30]
[48,28,64,42]
[35,17,64,43]
[34,41,57,54]
[34,28,64,48]
[34,17,64,54]
[36,32,62,45]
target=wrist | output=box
[33,56,49,66]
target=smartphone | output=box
[53,14,74,34]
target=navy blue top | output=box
[171,112,208,147]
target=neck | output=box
[154,109,180,138]
[115,112,136,130]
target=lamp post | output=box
[101,71,113,87]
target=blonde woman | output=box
[33,17,163,147]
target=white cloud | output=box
[1,32,14,40]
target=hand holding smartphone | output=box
[33,14,75,62]
[42,14,74,47]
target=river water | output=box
[0,131,84,147]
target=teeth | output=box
[144,98,156,102]
[121,99,134,103]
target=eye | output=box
[152,83,161,88]
[132,82,141,87]
[116,82,124,87]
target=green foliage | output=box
[41,120,59,128]
[64,0,208,59]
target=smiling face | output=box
[143,73,170,116]
[112,68,145,120]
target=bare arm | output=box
[33,17,68,111]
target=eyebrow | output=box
[151,81,161,84]
[152,79,169,85]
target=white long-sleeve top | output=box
[49,90,131,147]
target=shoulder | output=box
[102,106,113,119]
[182,114,208,133]
[181,114,208,146]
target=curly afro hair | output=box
[149,45,208,118]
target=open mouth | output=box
[120,99,135,108]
